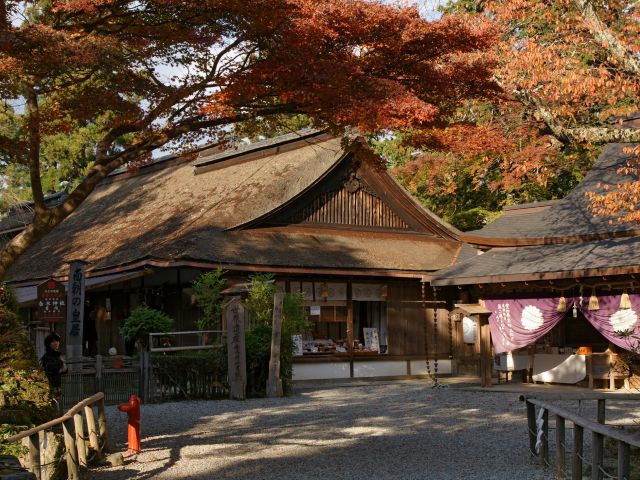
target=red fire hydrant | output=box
[118,394,141,454]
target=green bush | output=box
[245,274,309,396]
[0,284,56,455]
[122,306,174,348]
[192,268,227,331]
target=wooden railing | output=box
[522,394,640,480]
[2,392,109,480]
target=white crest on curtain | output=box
[609,309,638,332]
[521,305,544,331]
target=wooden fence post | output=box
[597,399,605,424]
[84,405,101,461]
[266,292,284,398]
[556,415,566,478]
[592,432,604,480]
[541,408,549,466]
[97,397,110,453]
[95,355,103,393]
[140,350,150,402]
[618,441,630,480]
[62,418,80,480]
[572,424,583,480]
[526,401,537,456]
[73,413,87,468]
[27,433,42,480]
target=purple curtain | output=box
[580,294,640,352]
[484,298,571,354]
[485,295,640,353]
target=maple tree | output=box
[0,0,501,278]
[392,0,640,228]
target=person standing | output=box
[40,333,67,396]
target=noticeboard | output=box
[37,279,67,323]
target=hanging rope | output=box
[422,282,432,380]
[448,312,454,360]
[433,299,439,385]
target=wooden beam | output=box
[479,315,492,388]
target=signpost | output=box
[37,279,66,324]
[225,297,246,400]
[66,261,87,362]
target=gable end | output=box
[276,170,410,230]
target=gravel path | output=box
[87,381,640,480]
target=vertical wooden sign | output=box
[66,261,87,361]
[225,297,246,400]
[266,292,284,398]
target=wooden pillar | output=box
[266,292,284,398]
[84,405,101,461]
[347,281,354,378]
[592,431,604,480]
[27,433,41,480]
[556,415,566,478]
[618,441,630,480]
[597,399,606,424]
[74,412,87,468]
[540,409,549,466]
[572,424,584,480]
[62,418,80,480]
[479,315,492,388]
[97,397,109,453]
[526,401,536,455]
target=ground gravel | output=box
[86,381,640,480]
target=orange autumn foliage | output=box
[0,0,499,278]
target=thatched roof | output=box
[463,143,640,245]
[8,130,462,283]
[432,142,640,286]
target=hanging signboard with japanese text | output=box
[37,279,66,323]
[363,328,380,352]
[66,261,86,360]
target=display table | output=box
[494,352,587,384]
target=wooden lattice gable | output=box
[233,140,461,241]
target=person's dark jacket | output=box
[40,347,65,388]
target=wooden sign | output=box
[363,327,380,352]
[267,293,284,398]
[66,261,86,360]
[37,279,67,323]
[462,316,478,344]
[225,297,246,400]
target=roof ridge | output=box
[193,128,326,170]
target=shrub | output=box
[245,274,309,396]
[150,348,228,401]
[122,306,174,349]
[0,284,56,455]
[192,268,227,331]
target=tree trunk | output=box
[573,0,640,75]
